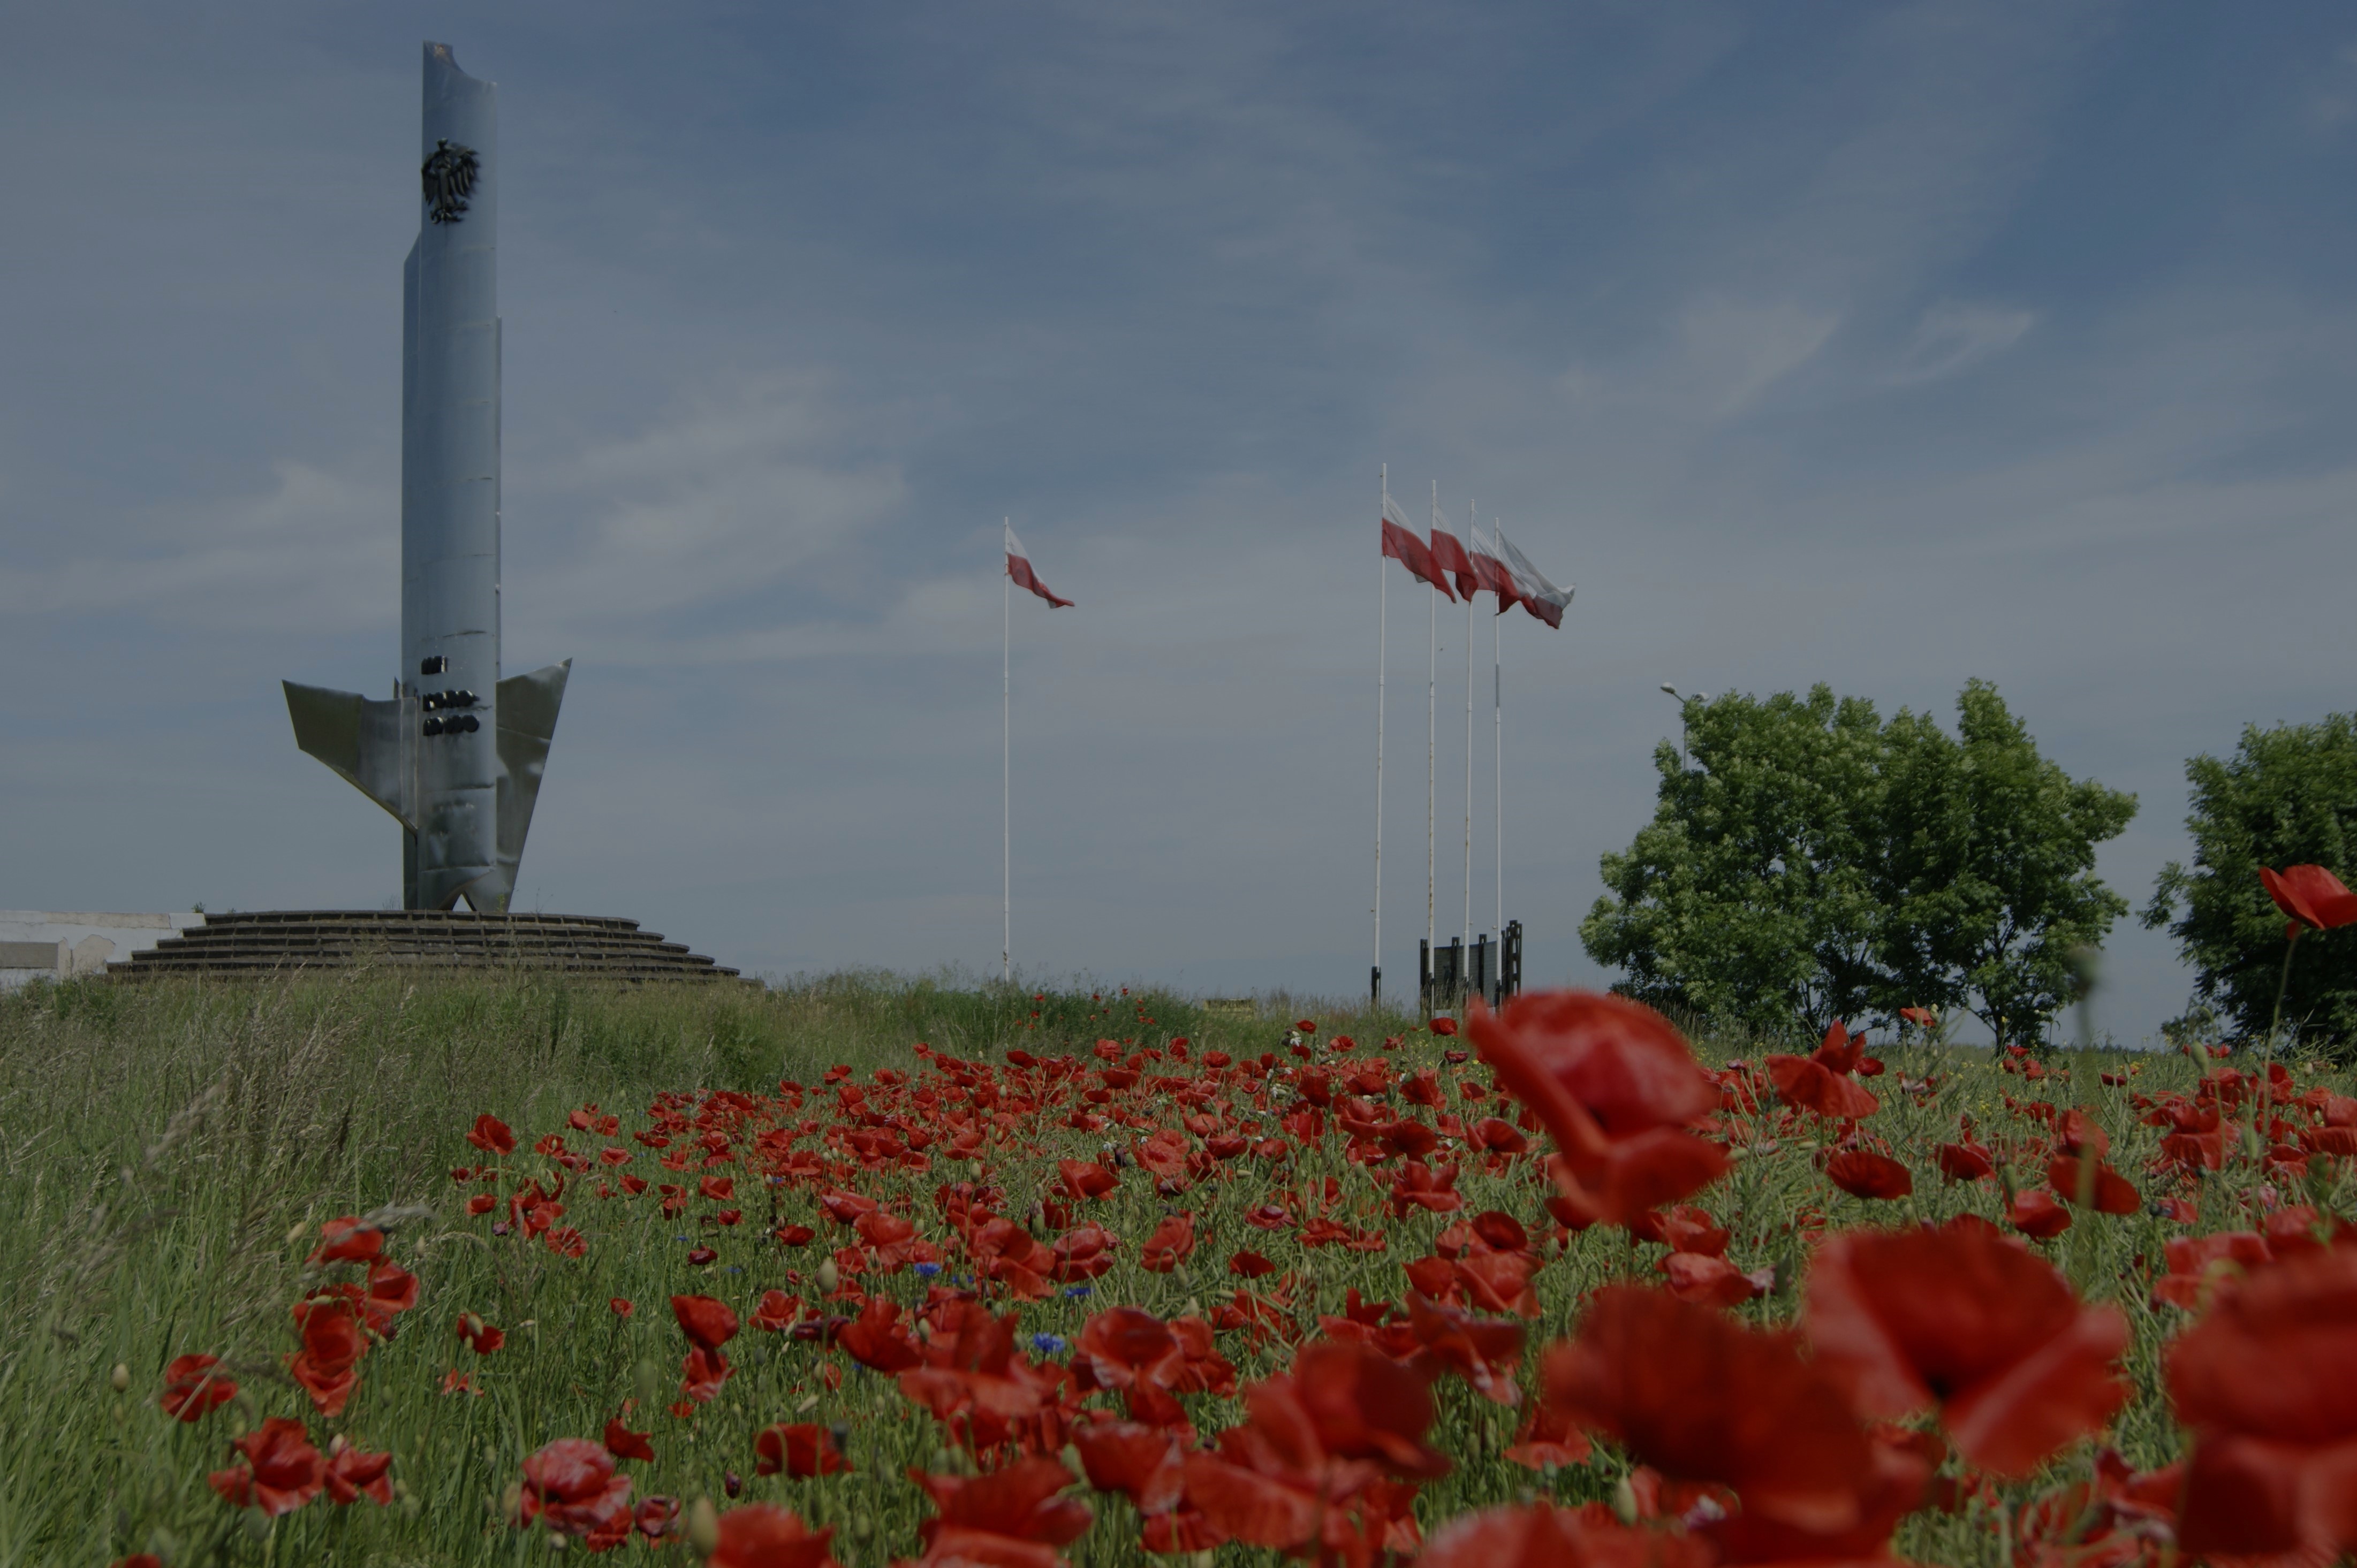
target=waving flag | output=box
[1428,526,1480,600]
[1494,527,1572,629]
[1005,524,1073,608]
[1469,524,1521,613]
[1380,495,1456,601]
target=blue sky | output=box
[5,4,2354,1039]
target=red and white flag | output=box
[1493,527,1571,629]
[1468,523,1521,614]
[1428,526,1481,600]
[1379,494,1457,601]
[1005,523,1073,608]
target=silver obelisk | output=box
[285,42,569,912]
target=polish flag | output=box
[1005,524,1073,608]
[1428,527,1481,600]
[1380,496,1456,601]
[1494,527,1572,629]
[1469,523,1521,613]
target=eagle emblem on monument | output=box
[421,138,479,224]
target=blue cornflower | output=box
[1030,1333,1069,1355]
[1061,1284,1093,1298]
[914,1261,941,1277]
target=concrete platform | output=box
[108,910,740,983]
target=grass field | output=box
[0,970,2347,1566]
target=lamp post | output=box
[1659,684,1707,771]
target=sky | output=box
[5,3,2355,1041]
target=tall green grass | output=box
[0,971,2343,1566]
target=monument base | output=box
[109,910,740,983]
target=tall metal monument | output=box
[285,42,570,913]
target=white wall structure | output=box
[0,911,201,988]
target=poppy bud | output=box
[851,1514,876,1542]
[816,1259,840,1295]
[109,1363,129,1394]
[633,1357,665,1412]
[284,1221,309,1248]
[1612,1475,1639,1525]
[685,1496,719,1555]
[499,1481,524,1524]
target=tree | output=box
[2142,713,2357,1054]
[1581,680,2136,1046]
[1581,686,1891,1042]
[1875,681,2137,1047]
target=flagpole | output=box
[1426,483,1438,997]
[1374,466,1388,1008]
[1493,525,1504,945]
[1464,500,1475,963]
[1002,519,1012,985]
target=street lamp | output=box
[1659,684,1707,770]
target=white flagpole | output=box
[1464,499,1475,961]
[1493,525,1504,943]
[1002,519,1012,984]
[1426,483,1438,992]
[1374,467,1388,1006]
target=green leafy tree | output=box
[1580,686,1889,1041]
[1582,680,2136,1046]
[2142,713,2357,1053]
[1875,680,2138,1047]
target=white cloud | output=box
[1890,299,2035,385]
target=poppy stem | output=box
[2259,932,2300,1150]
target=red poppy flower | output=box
[1543,1286,1892,1537]
[700,1175,736,1202]
[359,1260,418,1334]
[602,1417,656,1463]
[775,1224,817,1247]
[1765,1023,1882,1121]
[2151,1231,2272,1310]
[1468,991,1727,1228]
[289,1299,368,1415]
[1183,1341,1446,1557]
[465,1113,518,1154]
[466,1193,496,1216]
[913,1456,1093,1563]
[2044,1152,2141,1214]
[1418,1502,1714,1568]
[682,1345,733,1403]
[208,1417,327,1516]
[753,1422,851,1479]
[1936,1141,1995,1182]
[323,1437,393,1506]
[1230,1251,1277,1279]
[708,1502,840,1567]
[686,1246,719,1266]
[671,1294,740,1352]
[1805,1219,2129,1476]
[516,1438,634,1541]
[310,1216,385,1265]
[1430,1017,1459,1036]
[160,1354,236,1421]
[754,1290,800,1333]
[1072,1421,1187,1513]
[1057,1158,1120,1200]
[611,1297,635,1318]
[454,1310,505,1355]
[2168,1246,2357,1557]
[1898,1006,1937,1027]
[1660,1251,1768,1308]
[836,1299,923,1373]
[2008,1189,2073,1240]
[1141,1212,1196,1273]
[2261,864,2357,932]
[1405,1295,1525,1404]
[1826,1150,1913,1201]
